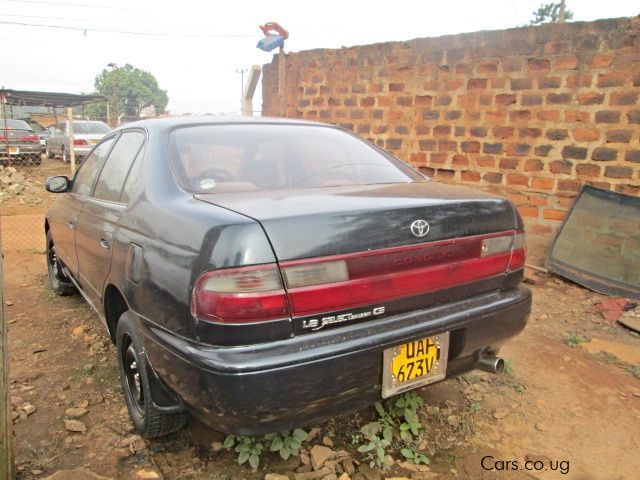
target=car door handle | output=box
[100,233,113,250]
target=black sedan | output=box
[44,117,531,437]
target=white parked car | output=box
[45,120,111,163]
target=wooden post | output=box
[66,107,76,177]
[106,100,111,127]
[278,46,286,117]
[1,99,11,168]
[0,223,15,480]
[559,0,566,23]
[242,65,261,117]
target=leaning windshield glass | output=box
[169,124,423,193]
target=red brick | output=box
[576,164,601,177]
[566,74,592,88]
[519,206,539,218]
[573,128,600,142]
[461,141,480,153]
[492,126,515,139]
[604,165,633,178]
[467,78,488,90]
[477,62,498,74]
[528,58,550,72]
[591,53,614,68]
[483,172,503,184]
[389,82,405,92]
[452,154,469,166]
[558,180,582,192]
[499,158,519,169]
[543,209,566,221]
[537,110,560,121]
[606,129,632,143]
[554,56,579,70]
[531,177,555,190]
[461,170,481,182]
[597,73,625,88]
[565,110,590,123]
[610,92,638,106]
[524,159,543,172]
[550,160,573,174]
[476,156,495,167]
[495,94,517,106]
[577,92,604,105]
[433,125,451,136]
[507,174,529,186]
[415,95,433,105]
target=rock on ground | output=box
[44,468,113,480]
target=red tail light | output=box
[191,265,290,323]
[19,135,40,141]
[192,231,526,324]
[74,139,88,146]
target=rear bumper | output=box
[138,286,531,435]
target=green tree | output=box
[85,64,168,123]
[530,2,573,25]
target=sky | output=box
[1,0,638,115]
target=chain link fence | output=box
[1,154,73,290]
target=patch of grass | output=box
[592,352,640,380]
[27,435,63,472]
[564,332,587,348]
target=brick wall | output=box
[261,16,640,261]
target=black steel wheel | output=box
[116,312,186,438]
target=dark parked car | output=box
[1,118,42,165]
[44,117,531,437]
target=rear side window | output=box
[169,124,422,193]
[94,131,145,203]
[72,137,116,197]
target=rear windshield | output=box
[169,124,422,193]
[1,119,32,131]
[73,121,111,134]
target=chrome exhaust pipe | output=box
[477,353,505,374]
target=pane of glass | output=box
[120,142,145,204]
[169,124,421,193]
[72,137,116,197]
[548,187,640,297]
[94,132,145,203]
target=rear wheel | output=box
[46,230,76,296]
[61,146,68,163]
[116,312,186,438]
[46,145,54,159]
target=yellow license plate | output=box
[8,146,19,154]
[382,333,449,397]
[90,139,98,145]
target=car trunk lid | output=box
[195,182,518,260]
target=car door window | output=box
[93,131,145,203]
[119,142,145,204]
[71,136,116,197]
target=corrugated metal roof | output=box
[0,89,106,107]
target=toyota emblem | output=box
[410,219,430,238]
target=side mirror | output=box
[45,176,70,193]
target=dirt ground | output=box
[1,158,639,480]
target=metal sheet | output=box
[546,186,640,300]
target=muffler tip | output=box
[477,354,505,374]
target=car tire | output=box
[61,147,68,163]
[116,312,186,438]
[46,146,54,159]
[46,230,77,296]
